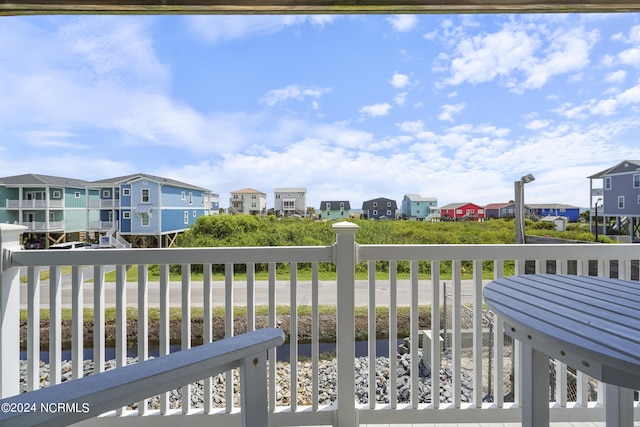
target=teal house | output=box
[319,201,351,220]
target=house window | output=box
[340,202,345,208]
[189,192,193,205]
[52,191,61,199]
[252,195,257,199]
[141,213,150,226]
[193,210,197,217]
[103,190,111,198]
[181,191,186,200]
[634,174,640,188]
[373,210,378,216]
[49,212,55,221]
[638,195,640,204]
[184,211,189,224]
[387,202,391,207]
[456,209,462,214]
[142,189,150,203]
[326,203,331,210]
[387,210,392,216]
[123,188,130,196]
[618,196,625,209]
[276,194,281,199]
[74,192,81,198]
[123,211,131,219]
[605,177,612,190]
[373,202,377,208]
[252,203,257,208]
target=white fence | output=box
[1,222,639,426]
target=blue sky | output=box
[1,13,639,210]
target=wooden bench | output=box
[0,328,284,427]
[483,274,640,426]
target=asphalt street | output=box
[19,268,486,309]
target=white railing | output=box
[88,221,114,231]
[5,200,64,209]
[16,221,64,231]
[1,222,639,426]
[87,199,119,208]
[0,328,284,427]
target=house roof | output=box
[588,160,640,179]
[527,203,581,209]
[319,201,351,210]
[404,194,437,202]
[230,188,266,195]
[440,202,482,210]
[362,198,398,209]
[485,202,513,210]
[90,173,211,192]
[274,187,307,193]
[0,173,89,188]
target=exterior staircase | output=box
[99,221,131,248]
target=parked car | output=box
[49,241,97,250]
[24,240,45,249]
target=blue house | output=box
[362,198,397,220]
[527,203,581,222]
[588,160,640,239]
[401,194,438,221]
[90,173,214,247]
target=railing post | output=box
[332,221,359,427]
[0,224,26,398]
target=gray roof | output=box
[404,194,437,202]
[588,160,640,179]
[274,187,307,193]
[0,173,89,188]
[320,201,351,210]
[90,173,211,192]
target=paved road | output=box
[19,273,486,309]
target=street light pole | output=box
[515,174,535,244]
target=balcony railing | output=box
[5,199,64,209]
[1,222,639,426]
[14,221,64,231]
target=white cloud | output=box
[186,15,337,43]
[438,20,597,93]
[526,119,550,130]
[398,120,424,133]
[604,70,627,84]
[360,103,392,117]
[387,15,418,32]
[390,73,410,88]
[260,85,331,106]
[438,102,466,121]
[394,92,408,106]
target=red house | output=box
[440,202,485,221]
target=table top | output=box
[483,274,640,390]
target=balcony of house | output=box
[5,199,65,209]
[15,220,65,232]
[1,222,639,427]
[87,199,120,209]
[87,220,115,231]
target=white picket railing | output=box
[1,222,639,426]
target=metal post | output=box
[332,221,359,427]
[0,224,26,398]
[514,180,524,244]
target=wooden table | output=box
[483,274,640,426]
